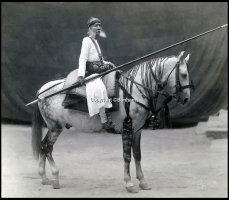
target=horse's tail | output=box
[32,103,43,160]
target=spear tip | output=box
[25,99,38,106]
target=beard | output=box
[99,28,106,38]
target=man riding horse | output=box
[76,17,116,130]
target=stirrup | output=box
[102,121,115,129]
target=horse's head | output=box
[161,51,194,105]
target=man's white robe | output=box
[78,36,112,117]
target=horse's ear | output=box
[185,54,190,63]
[178,51,185,60]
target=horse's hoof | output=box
[126,186,139,193]
[41,178,52,185]
[51,179,60,189]
[139,183,151,190]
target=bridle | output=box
[156,60,195,101]
[175,61,195,98]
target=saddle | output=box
[61,69,120,112]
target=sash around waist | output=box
[85,61,104,77]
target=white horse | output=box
[31,51,194,193]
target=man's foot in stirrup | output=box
[109,121,115,128]
[102,121,115,129]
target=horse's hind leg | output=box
[39,128,62,189]
[133,130,151,190]
[38,132,52,185]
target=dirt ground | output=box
[2,124,228,198]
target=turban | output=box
[87,17,101,27]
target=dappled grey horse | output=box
[32,51,194,193]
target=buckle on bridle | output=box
[175,84,181,92]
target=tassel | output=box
[123,116,133,135]
[122,116,133,160]
[122,98,133,145]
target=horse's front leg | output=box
[122,127,139,193]
[133,130,151,190]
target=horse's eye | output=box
[181,73,187,78]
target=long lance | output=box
[26,24,228,106]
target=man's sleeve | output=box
[78,37,90,77]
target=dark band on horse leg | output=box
[41,122,63,154]
[122,135,132,182]
[122,128,133,182]
[41,132,54,155]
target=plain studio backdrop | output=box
[2,2,228,125]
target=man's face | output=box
[90,23,101,36]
